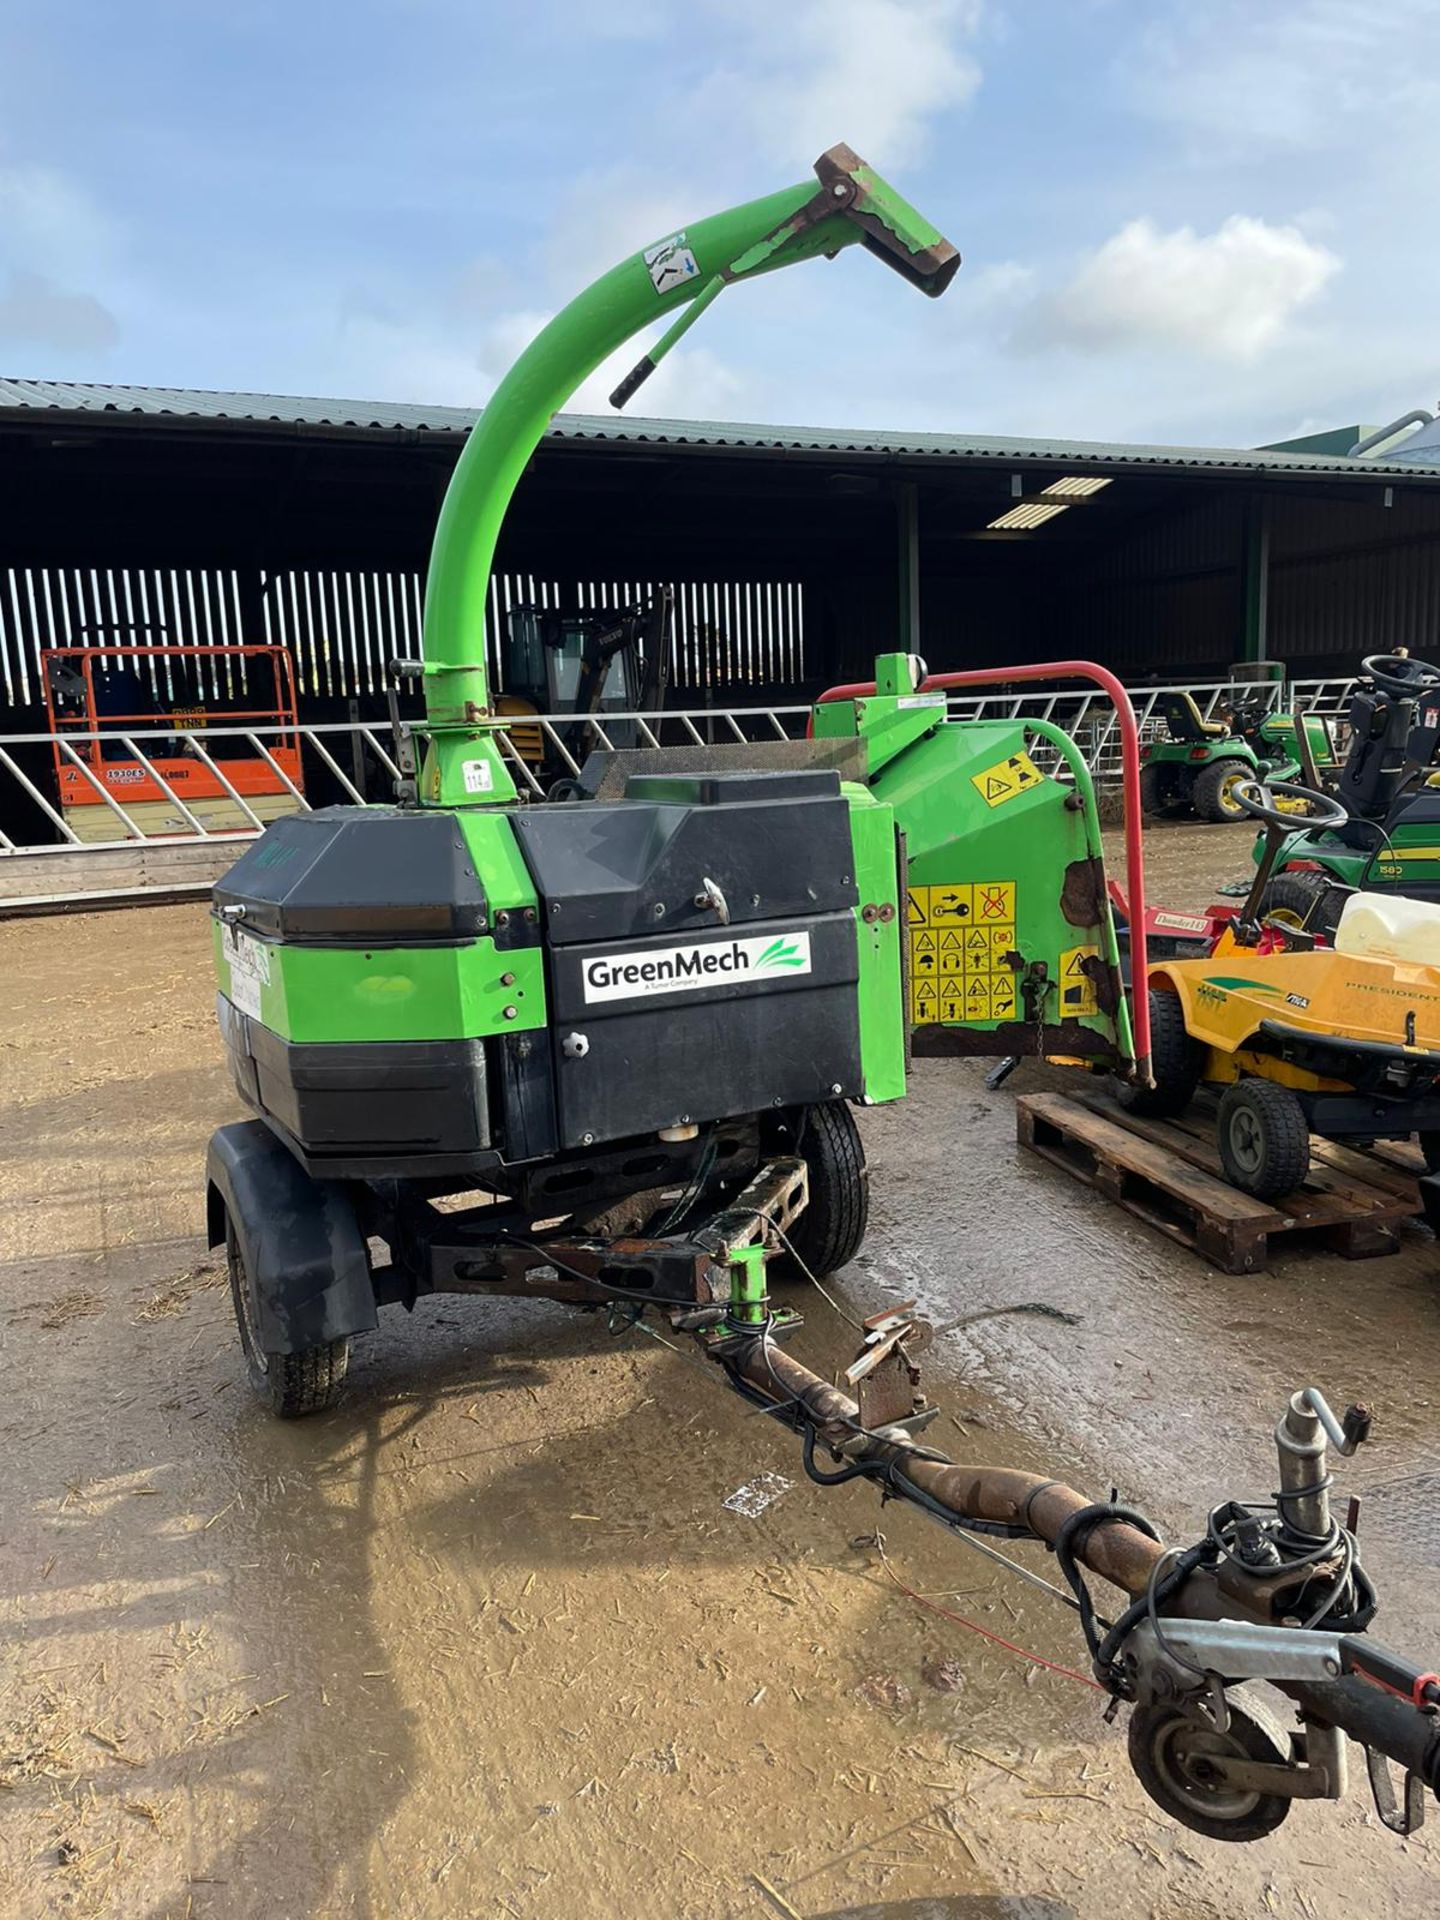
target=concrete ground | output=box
[3,818,1439,1920]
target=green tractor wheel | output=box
[1119,991,1204,1118]
[1193,760,1252,823]
[1257,871,1341,940]
[1217,1080,1310,1199]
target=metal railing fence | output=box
[0,675,1365,860]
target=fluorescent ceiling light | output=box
[987,501,1070,530]
[1041,475,1112,498]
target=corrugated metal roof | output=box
[1387,417,1440,467]
[2,377,1436,482]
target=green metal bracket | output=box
[727,1242,770,1330]
[417,144,958,809]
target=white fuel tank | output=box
[1334,891,1440,964]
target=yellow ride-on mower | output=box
[1123,778,1440,1198]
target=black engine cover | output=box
[514,770,863,1148]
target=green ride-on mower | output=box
[1125,774,1440,1197]
[198,146,1440,1850]
[1139,689,1336,823]
[1252,652,1440,939]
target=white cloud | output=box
[1127,0,1440,155]
[0,164,116,280]
[0,164,122,359]
[0,270,118,353]
[544,170,706,294]
[327,288,756,421]
[698,0,983,171]
[1017,215,1340,362]
[574,339,750,418]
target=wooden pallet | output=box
[1015,1089,1424,1274]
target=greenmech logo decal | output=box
[582,931,812,1004]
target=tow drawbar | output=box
[683,1231,1440,1844]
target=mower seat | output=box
[1334,891,1440,963]
[1383,788,1440,834]
[1160,692,1226,742]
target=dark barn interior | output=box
[4,381,1440,750]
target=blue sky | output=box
[2,0,1437,447]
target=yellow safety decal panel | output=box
[969,752,1042,809]
[907,883,1018,1025]
[1059,944,1099,1018]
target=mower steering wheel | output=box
[1232,778,1348,833]
[1362,652,1440,697]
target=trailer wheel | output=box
[1193,759,1251,823]
[1128,1692,1293,1842]
[225,1218,350,1418]
[1119,992,1203,1118]
[777,1101,868,1281]
[1217,1080,1310,1199]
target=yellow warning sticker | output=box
[974,880,1016,923]
[907,880,1020,1024]
[970,751,1043,809]
[1059,944,1099,1018]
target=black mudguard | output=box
[205,1120,377,1355]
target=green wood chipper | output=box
[201,145,1440,1847]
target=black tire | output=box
[1217,1079,1310,1199]
[225,1219,350,1418]
[1258,870,1341,940]
[778,1100,868,1280]
[1127,1692,1294,1842]
[1193,758,1252,823]
[1418,1130,1440,1175]
[1139,764,1185,818]
[1119,991,1204,1118]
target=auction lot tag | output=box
[224,925,270,1019]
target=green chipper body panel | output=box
[815,658,1130,1063]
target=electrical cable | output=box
[628,1291,1107,1618]
[1206,1493,1360,1631]
[656,1132,719,1235]
[494,1227,703,1310]
[803,1424,878,1485]
[1052,1500,1164,1684]
[1143,1545,1211,1682]
[755,1208,866,1330]
[571,1206,1137,1632]
[1094,1538,1210,1691]
[868,1532,1105,1694]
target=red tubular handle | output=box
[813,663,1150,1074]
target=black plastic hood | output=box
[212,807,488,945]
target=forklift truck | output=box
[495,588,672,786]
